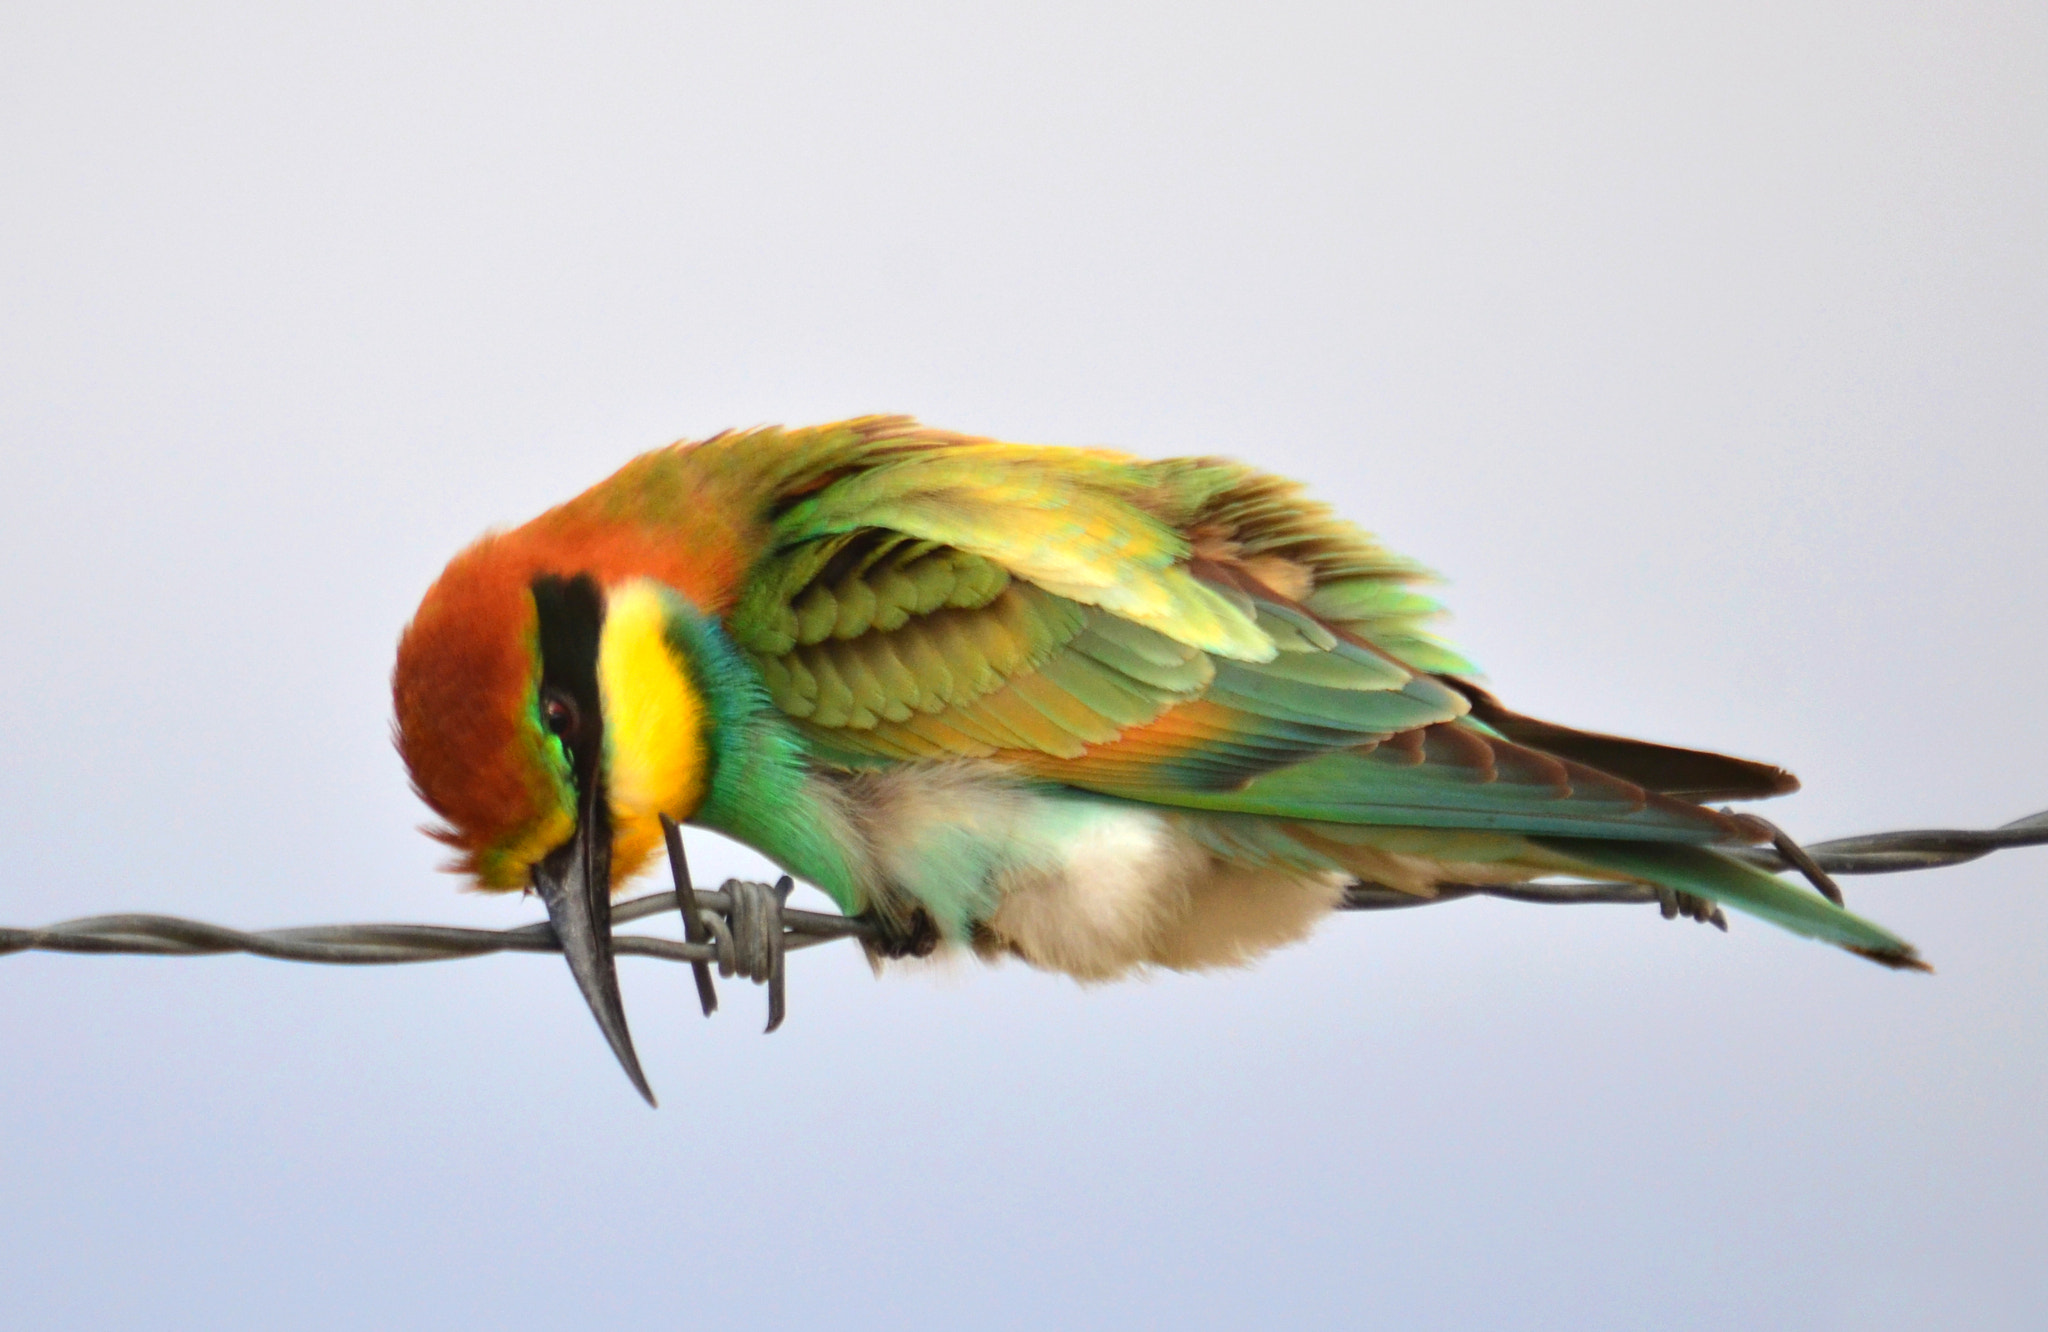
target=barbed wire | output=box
[0,883,869,967]
[3,809,2043,1028]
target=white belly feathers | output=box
[839,763,1346,981]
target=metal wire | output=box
[0,883,870,966]
[3,809,2042,1011]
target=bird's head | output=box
[392,530,732,1104]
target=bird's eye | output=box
[541,689,580,738]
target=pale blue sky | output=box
[2,3,2044,1327]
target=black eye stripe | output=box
[531,574,605,788]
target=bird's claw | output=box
[1658,888,1728,932]
[860,906,941,961]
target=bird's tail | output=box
[1535,837,1928,971]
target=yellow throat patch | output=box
[598,579,711,884]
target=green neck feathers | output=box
[656,589,867,913]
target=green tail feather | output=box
[1535,838,1928,970]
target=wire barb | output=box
[660,814,718,1017]
[1727,812,1847,905]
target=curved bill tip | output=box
[533,833,658,1106]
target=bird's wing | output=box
[707,420,1917,964]
[720,420,1733,844]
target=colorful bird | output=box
[392,417,1922,1100]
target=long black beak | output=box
[531,786,655,1105]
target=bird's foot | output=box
[859,906,941,962]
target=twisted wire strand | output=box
[2,810,2042,963]
[0,884,872,966]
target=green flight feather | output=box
[1113,735,1723,840]
[1537,838,1925,967]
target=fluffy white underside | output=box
[836,763,1380,981]
[981,813,1346,980]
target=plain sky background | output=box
[2,3,2044,1328]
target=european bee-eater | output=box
[393,417,1921,1100]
